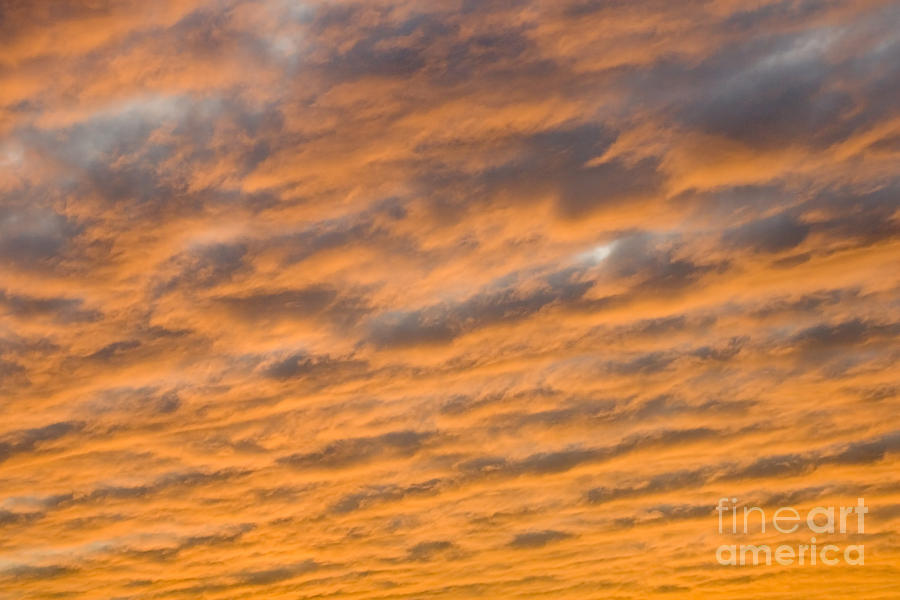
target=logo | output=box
[714,497,867,566]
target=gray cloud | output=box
[406,540,457,561]
[368,270,594,348]
[0,289,101,323]
[789,319,899,349]
[157,242,249,295]
[460,427,718,481]
[724,213,810,254]
[85,339,142,361]
[278,430,435,470]
[87,386,181,415]
[603,234,726,294]
[0,421,84,464]
[217,286,370,327]
[509,529,572,549]
[0,204,81,269]
[587,430,900,503]
[1,564,74,581]
[236,560,319,586]
[332,478,444,514]
[262,352,367,381]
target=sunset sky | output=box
[1,0,899,598]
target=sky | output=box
[0,0,899,598]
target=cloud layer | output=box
[1,0,899,598]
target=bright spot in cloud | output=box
[578,241,616,264]
[0,141,24,167]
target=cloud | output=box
[0,421,83,464]
[0,205,81,269]
[367,270,595,348]
[278,430,435,469]
[156,242,249,294]
[262,351,367,380]
[587,430,900,504]
[0,0,898,597]
[724,213,810,254]
[86,386,181,415]
[788,319,899,350]
[558,158,665,218]
[236,560,319,586]
[331,478,444,514]
[0,289,101,323]
[509,530,573,549]
[217,286,370,327]
[1,564,74,581]
[406,540,457,561]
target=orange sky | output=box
[0,0,899,598]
